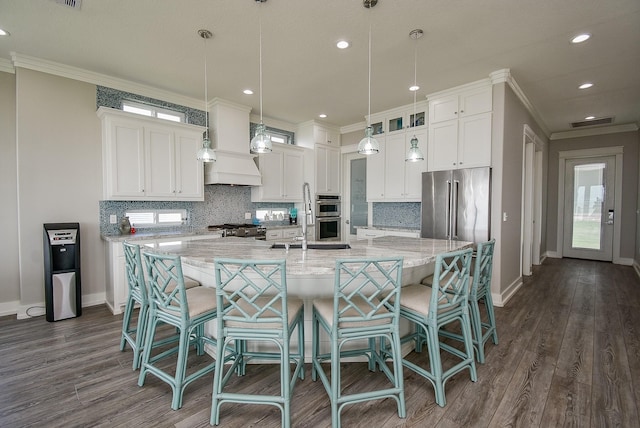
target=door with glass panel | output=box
[562,156,615,261]
[343,153,367,237]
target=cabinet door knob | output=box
[460,110,464,114]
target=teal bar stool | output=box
[137,251,218,410]
[462,239,498,363]
[211,258,304,428]
[120,241,148,370]
[399,247,476,407]
[311,257,406,428]
[120,242,201,370]
[423,240,498,363]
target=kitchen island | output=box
[140,235,473,361]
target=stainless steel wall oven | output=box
[315,194,341,217]
[315,194,341,241]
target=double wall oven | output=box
[315,194,341,241]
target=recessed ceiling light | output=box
[319,114,327,118]
[0,28,10,36]
[579,82,593,89]
[336,40,349,49]
[585,116,596,120]
[571,33,591,44]
[243,89,254,95]
[409,85,419,92]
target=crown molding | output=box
[0,57,14,74]
[341,121,367,134]
[10,52,203,110]
[550,123,639,140]
[490,68,550,138]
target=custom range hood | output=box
[204,99,262,186]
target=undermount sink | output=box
[271,243,351,250]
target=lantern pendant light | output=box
[358,2,379,155]
[196,29,216,162]
[406,28,424,162]
[250,0,272,154]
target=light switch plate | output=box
[110,214,117,224]
[244,212,252,220]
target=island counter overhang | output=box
[143,235,474,297]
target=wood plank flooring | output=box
[1,258,639,427]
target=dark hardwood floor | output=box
[1,258,639,427]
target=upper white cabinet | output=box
[427,82,492,171]
[315,143,341,194]
[98,107,204,201]
[384,131,428,201]
[365,100,428,202]
[251,144,306,202]
[297,120,341,195]
[368,100,427,136]
[297,121,340,147]
[366,131,427,202]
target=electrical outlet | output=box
[503,212,508,222]
[109,214,117,224]
[245,212,252,220]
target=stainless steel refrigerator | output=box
[421,167,491,243]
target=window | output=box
[122,101,185,123]
[125,209,187,228]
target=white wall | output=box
[0,71,20,314]
[15,68,105,315]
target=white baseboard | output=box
[614,257,634,266]
[634,261,640,279]
[545,251,561,259]
[492,276,523,307]
[0,300,21,317]
[15,292,107,320]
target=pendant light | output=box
[250,0,272,154]
[358,0,379,155]
[406,29,424,162]
[196,29,216,162]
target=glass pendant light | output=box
[358,5,379,155]
[406,29,424,162]
[250,0,272,154]
[196,29,216,162]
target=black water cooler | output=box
[43,223,82,322]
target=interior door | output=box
[562,156,615,261]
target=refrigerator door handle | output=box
[452,180,459,239]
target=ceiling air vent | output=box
[571,117,614,128]
[52,0,82,10]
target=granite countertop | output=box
[144,235,472,276]
[100,229,223,243]
[355,226,421,233]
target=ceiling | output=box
[1,0,639,136]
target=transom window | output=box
[122,101,185,123]
[125,209,187,228]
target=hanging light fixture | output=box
[196,29,216,162]
[358,0,379,155]
[406,28,424,162]
[250,0,272,154]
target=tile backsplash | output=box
[99,185,293,235]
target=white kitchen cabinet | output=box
[356,228,420,240]
[365,138,386,201]
[251,144,306,202]
[428,112,492,171]
[297,121,340,147]
[104,233,221,315]
[427,83,492,171]
[366,130,426,202]
[383,131,427,201]
[315,143,341,194]
[428,85,492,124]
[265,227,301,241]
[98,107,204,201]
